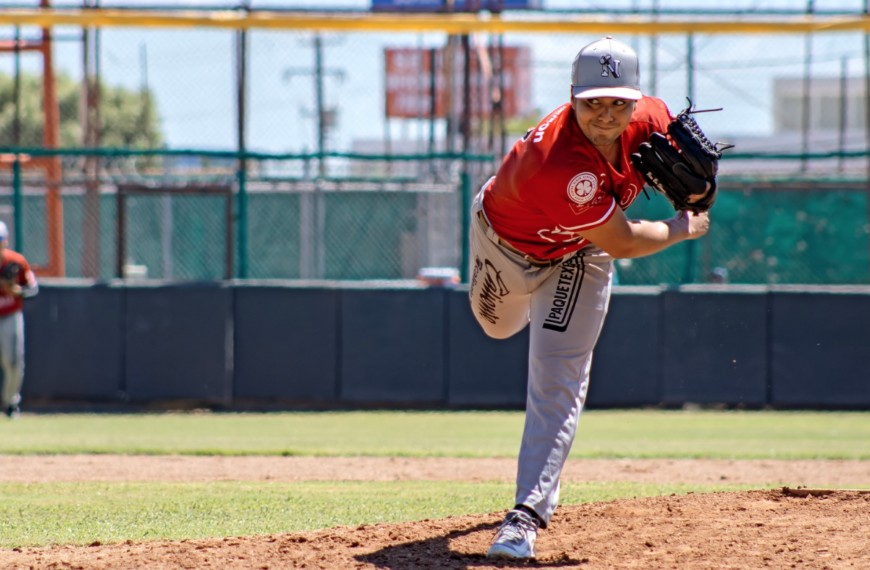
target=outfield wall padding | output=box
[446,288,529,407]
[17,283,870,409]
[233,285,339,401]
[22,282,124,400]
[660,287,769,406]
[587,288,661,407]
[769,289,870,407]
[339,287,446,403]
[124,283,233,403]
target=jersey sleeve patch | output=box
[566,172,598,215]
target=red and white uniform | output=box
[482,97,672,260]
[0,248,37,411]
[468,97,672,528]
[0,250,36,317]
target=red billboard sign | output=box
[385,45,532,120]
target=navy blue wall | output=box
[340,288,446,403]
[660,287,768,406]
[22,282,123,401]
[587,288,661,407]
[17,283,870,409]
[125,283,233,403]
[233,285,339,402]
[770,290,870,408]
[447,288,529,407]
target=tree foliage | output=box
[0,71,162,148]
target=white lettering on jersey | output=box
[532,107,567,143]
[537,226,585,244]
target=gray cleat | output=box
[486,508,538,560]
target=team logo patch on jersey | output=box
[567,173,598,215]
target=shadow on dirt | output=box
[356,521,584,569]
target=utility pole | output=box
[801,0,814,174]
[285,34,343,179]
[314,34,325,176]
[839,56,847,174]
[284,35,343,279]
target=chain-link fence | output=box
[2,4,870,284]
[620,181,870,285]
[0,150,468,281]
[1,149,867,284]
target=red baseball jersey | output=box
[0,249,35,317]
[482,96,673,260]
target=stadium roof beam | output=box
[5,9,870,34]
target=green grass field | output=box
[0,409,868,458]
[0,410,867,547]
[0,481,756,548]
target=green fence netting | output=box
[2,150,869,285]
[620,184,870,285]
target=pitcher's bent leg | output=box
[514,253,613,526]
[467,199,532,340]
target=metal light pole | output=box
[235,0,249,278]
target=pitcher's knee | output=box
[483,327,516,340]
[474,316,527,340]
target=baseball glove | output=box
[630,100,733,213]
[0,262,22,289]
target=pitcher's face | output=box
[572,97,636,148]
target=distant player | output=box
[0,222,38,419]
[468,37,720,559]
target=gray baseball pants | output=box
[0,311,24,408]
[467,190,613,527]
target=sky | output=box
[2,0,870,152]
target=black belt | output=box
[477,211,563,268]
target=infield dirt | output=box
[0,457,868,569]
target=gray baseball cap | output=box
[571,37,642,101]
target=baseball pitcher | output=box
[468,37,728,559]
[0,222,38,419]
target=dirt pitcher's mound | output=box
[2,489,869,569]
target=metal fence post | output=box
[683,32,697,284]
[460,168,471,283]
[683,239,697,284]
[237,163,248,279]
[12,158,22,251]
